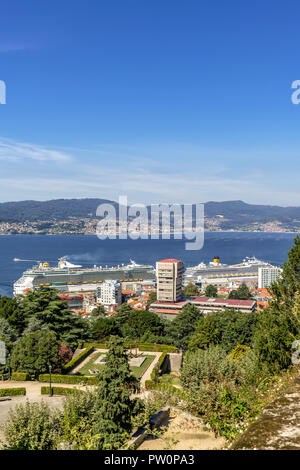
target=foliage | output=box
[0,295,24,335]
[2,400,60,450]
[91,317,120,340]
[184,283,200,297]
[270,235,300,308]
[205,285,218,297]
[58,343,73,365]
[17,288,89,349]
[164,303,202,351]
[11,372,31,381]
[228,283,252,300]
[11,330,62,378]
[39,373,98,385]
[62,345,94,373]
[120,310,163,340]
[181,345,259,439]
[91,336,139,450]
[253,307,300,373]
[41,386,84,396]
[0,387,26,397]
[189,309,257,353]
[146,291,157,308]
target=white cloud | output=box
[0,137,72,162]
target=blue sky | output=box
[1,0,300,205]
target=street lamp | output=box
[48,364,53,397]
[8,353,11,381]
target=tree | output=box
[270,235,300,309]
[205,285,218,298]
[90,305,107,323]
[0,317,17,374]
[121,310,163,340]
[229,283,252,300]
[164,303,202,351]
[0,295,24,335]
[146,291,157,309]
[92,336,139,449]
[11,330,62,377]
[184,283,199,297]
[189,309,257,353]
[91,318,120,341]
[253,307,300,373]
[114,303,133,328]
[58,343,73,365]
[17,288,89,349]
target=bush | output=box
[39,374,98,385]
[81,342,176,352]
[150,352,168,380]
[181,345,259,440]
[62,345,94,373]
[2,400,59,450]
[144,380,186,398]
[11,372,31,381]
[0,387,26,397]
[41,386,84,396]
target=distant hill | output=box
[0,198,299,231]
[0,198,117,222]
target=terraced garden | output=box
[77,350,156,379]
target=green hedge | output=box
[150,351,168,380]
[62,345,95,373]
[41,386,85,396]
[11,372,31,381]
[39,374,98,385]
[0,387,26,397]
[81,342,176,352]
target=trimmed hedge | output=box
[80,342,176,353]
[11,372,31,381]
[41,386,84,396]
[150,351,168,380]
[62,345,95,373]
[0,387,26,397]
[39,373,98,385]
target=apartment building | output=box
[97,280,122,308]
[156,259,184,302]
[258,267,282,289]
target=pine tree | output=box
[270,235,300,308]
[92,336,138,449]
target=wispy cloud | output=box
[0,137,72,162]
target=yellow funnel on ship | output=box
[213,256,220,264]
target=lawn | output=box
[77,350,155,379]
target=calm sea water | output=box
[0,232,297,297]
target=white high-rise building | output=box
[258,267,282,289]
[97,280,122,308]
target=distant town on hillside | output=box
[0,198,300,234]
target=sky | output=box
[1,0,300,206]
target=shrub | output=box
[11,372,31,381]
[39,374,98,385]
[62,345,94,373]
[0,387,26,397]
[150,352,168,380]
[2,400,59,450]
[41,386,84,396]
[81,342,176,352]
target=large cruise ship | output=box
[184,256,273,283]
[13,258,155,296]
